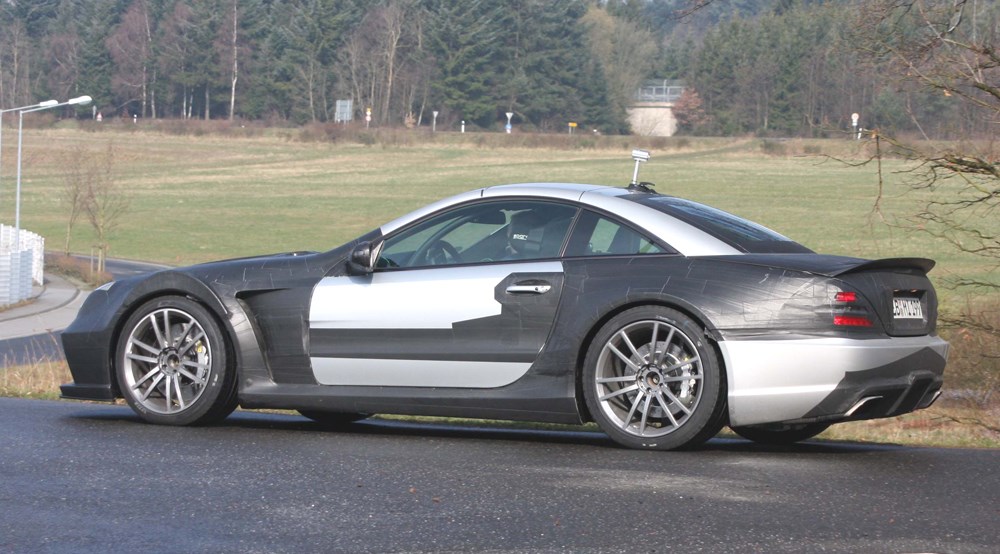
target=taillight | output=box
[834,291,857,303]
[833,315,873,327]
[833,290,874,327]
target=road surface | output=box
[2,398,997,554]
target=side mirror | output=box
[347,240,382,276]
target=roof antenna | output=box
[628,149,655,192]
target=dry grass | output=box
[0,359,71,400]
[817,400,1000,449]
[45,253,113,288]
[939,297,1000,407]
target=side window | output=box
[565,210,669,257]
[378,200,578,268]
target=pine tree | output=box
[75,0,118,116]
[424,0,504,127]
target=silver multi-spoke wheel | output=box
[583,306,725,450]
[594,319,703,437]
[122,307,212,414]
[116,296,237,426]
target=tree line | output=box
[657,0,1000,138]
[1,0,997,138]
[0,0,659,133]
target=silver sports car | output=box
[61,154,947,450]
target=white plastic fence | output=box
[0,224,45,305]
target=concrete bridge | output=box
[627,80,684,137]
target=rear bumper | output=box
[719,335,948,427]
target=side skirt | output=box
[238,381,583,425]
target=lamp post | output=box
[0,100,57,243]
[14,95,92,245]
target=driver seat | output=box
[505,210,544,259]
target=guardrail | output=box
[634,81,685,103]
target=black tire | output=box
[731,422,830,445]
[583,306,726,451]
[115,295,238,426]
[298,410,369,427]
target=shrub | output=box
[941,296,1000,408]
[356,132,377,146]
[759,139,788,156]
[45,254,113,289]
[297,122,345,143]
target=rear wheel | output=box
[298,410,369,427]
[731,422,830,445]
[115,296,237,426]
[583,306,726,451]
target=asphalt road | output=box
[0,333,64,366]
[93,256,172,280]
[2,398,997,554]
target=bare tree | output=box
[341,30,372,119]
[158,2,197,119]
[82,143,131,274]
[0,19,33,107]
[851,0,1000,282]
[107,0,155,117]
[850,0,1000,404]
[583,6,658,124]
[228,1,238,121]
[216,0,240,121]
[59,147,89,255]
[397,9,433,127]
[340,1,420,126]
[44,32,81,102]
[376,2,406,126]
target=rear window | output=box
[632,195,813,254]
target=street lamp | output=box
[0,100,57,237]
[14,95,92,245]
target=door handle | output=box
[506,283,552,294]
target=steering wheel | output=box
[421,239,462,266]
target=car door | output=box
[308,200,578,388]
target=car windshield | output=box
[631,195,813,254]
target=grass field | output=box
[1,124,996,446]
[6,125,992,296]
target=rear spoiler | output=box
[701,254,936,277]
[834,257,935,276]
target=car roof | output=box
[380,183,740,256]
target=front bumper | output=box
[60,325,118,401]
[60,382,116,401]
[719,335,948,427]
[59,287,122,402]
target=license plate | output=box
[893,297,923,319]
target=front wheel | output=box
[583,306,726,451]
[731,422,830,445]
[115,296,238,426]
